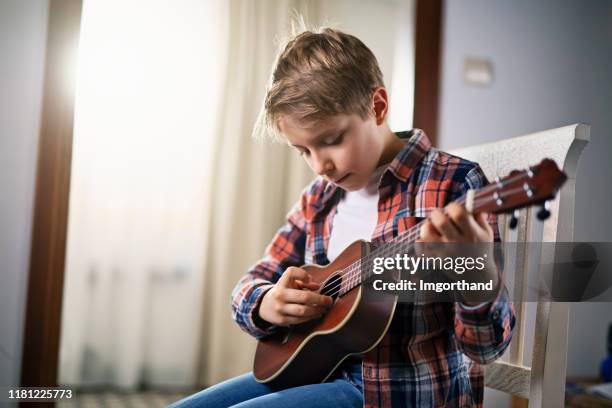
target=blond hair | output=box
[254,26,385,142]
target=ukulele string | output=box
[317,180,531,299]
[324,169,533,296]
[318,184,527,299]
[317,183,525,299]
[319,192,523,299]
[318,227,421,298]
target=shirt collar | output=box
[386,128,432,183]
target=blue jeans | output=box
[168,362,363,408]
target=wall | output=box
[0,0,48,392]
[438,0,612,404]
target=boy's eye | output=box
[297,147,310,156]
[323,133,343,146]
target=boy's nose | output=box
[314,158,334,176]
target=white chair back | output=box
[449,123,590,407]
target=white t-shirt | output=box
[327,165,387,262]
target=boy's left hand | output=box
[416,203,500,304]
[418,203,493,244]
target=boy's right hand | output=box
[258,266,334,326]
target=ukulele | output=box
[253,158,567,389]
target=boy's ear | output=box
[371,87,389,126]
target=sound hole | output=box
[321,273,342,301]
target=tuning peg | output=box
[537,201,551,221]
[509,209,520,229]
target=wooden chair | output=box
[449,124,590,408]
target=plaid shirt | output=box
[231,129,515,407]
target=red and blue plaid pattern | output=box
[231,129,515,407]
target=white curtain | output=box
[59,0,230,388]
[195,0,318,386]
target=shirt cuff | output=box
[458,301,490,311]
[456,289,509,325]
[248,284,278,338]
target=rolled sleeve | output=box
[454,290,515,364]
[231,281,276,339]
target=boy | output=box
[171,27,515,408]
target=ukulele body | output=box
[253,240,398,389]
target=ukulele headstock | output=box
[471,158,567,227]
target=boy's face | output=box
[279,113,385,192]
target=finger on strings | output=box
[281,288,333,307]
[474,212,493,234]
[295,279,320,291]
[430,209,461,241]
[446,203,472,238]
[419,219,442,242]
[281,267,310,287]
